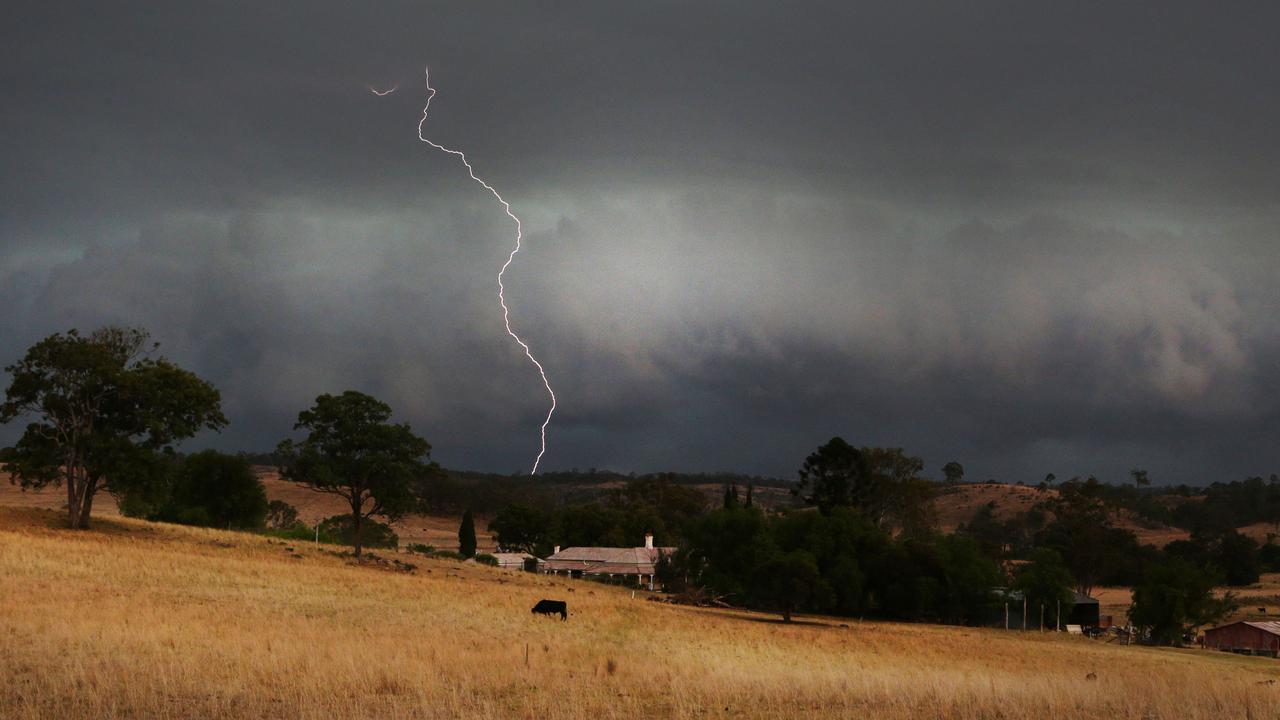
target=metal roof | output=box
[540,546,674,575]
[1242,621,1280,635]
[1206,620,1280,636]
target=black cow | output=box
[531,599,567,620]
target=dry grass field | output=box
[4,506,1280,719]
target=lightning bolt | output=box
[398,66,556,474]
[369,85,398,96]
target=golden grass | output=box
[3,506,1280,718]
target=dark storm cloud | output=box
[3,1,1280,482]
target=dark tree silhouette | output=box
[0,327,226,529]
[793,437,871,517]
[458,509,477,558]
[942,461,965,484]
[276,391,431,558]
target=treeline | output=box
[237,459,789,516]
[490,477,709,554]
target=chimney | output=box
[553,545,561,555]
[644,533,654,550]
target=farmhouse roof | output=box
[1208,621,1280,636]
[541,545,675,575]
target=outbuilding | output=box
[1204,621,1280,657]
[490,552,536,570]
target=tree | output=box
[864,447,937,536]
[1130,468,1150,488]
[942,461,965,484]
[723,483,740,510]
[1014,548,1076,623]
[276,391,431,558]
[318,514,399,550]
[744,484,754,509]
[749,551,832,622]
[267,500,300,530]
[1035,477,1134,595]
[684,507,777,601]
[0,327,226,529]
[1129,558,1236,645]
[1213,529,1261,586]
[458,509,477,558]
[490,503,552,555]
[794,437,872,517]
[160,450,268,529]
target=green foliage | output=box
[267,500,299,530]
[264,522,338,543]
[794,437,873,517]
[769,507,885,615]
[683,507,777,600]
[749,551,832,622]
[405,543,435,554]
[679,506,998,625]
[458,509,477,558]
[1172,476,1280,534]
[942,461,965,484]
[1034,477,1141,594]
[317,514,399,550]
[723,484,740,510]
[490,475,708,556]
[1014,548,1076,618]
[1260,541,1280,573]
[1165,530,1260,587]
[490,503,552,554]
[1130,558,1237,645]
[793,439,936,535]
[162,451,267,529]
[0,327,226,529]
[474,553,498,566]
[276,391,430,557]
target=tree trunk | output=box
[352,511,363,558]
[783,607,792,623]
[77,478,97,530]
[66,460,84,530]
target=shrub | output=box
[267,500,299,530]
[474,553,498,566]
[131,451,268,530]
[317,515,399,550]
[264,522,341,544]
[405,543,436,554]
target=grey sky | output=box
[3,2,1279,483]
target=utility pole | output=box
[1040,603,1045,632]
[1056,599,1061,632]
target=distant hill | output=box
[932,481,1194,548]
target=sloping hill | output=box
[0,470,494,551]
[933,482,1192,548]
[2,505,1278,719]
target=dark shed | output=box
[1204,621,1280,657]
[1066,592,1100,627]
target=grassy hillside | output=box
[2,506,1278,719]
[0,471,495,552]
[933,482,1192,547]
